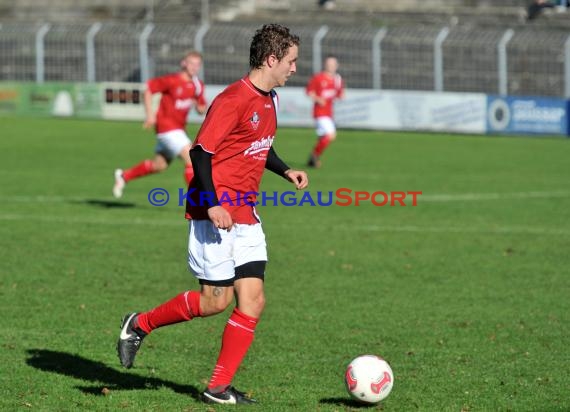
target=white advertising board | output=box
[101,82,487,134]
[277,88,487,134]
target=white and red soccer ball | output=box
[344,355,394,404]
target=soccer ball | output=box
[344,355,394,404]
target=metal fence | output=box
[1,20,569,97]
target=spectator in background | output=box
[318,0,336,10]
[112,51,207,199]
[306,55,345,168]
[527,0,555,20]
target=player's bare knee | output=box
[179,145,192,164]
[255,295,266,315]
[201,296,231,316]
[200,286,233,315]
[152,154,170,171]
[152,161,167,172]
[237,292,265,317]
[249,293,266,313]
[211,298,232,314]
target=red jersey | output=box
[147,73,206,134]
[306,71,344,118]
[185,76,278,224]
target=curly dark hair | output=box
[249,24,300,70]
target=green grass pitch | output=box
[1,116,569,411]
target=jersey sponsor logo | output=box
[244,135,274,156]
[175,98,194,110]
[322,89,337,99]
[250,111,260,130]
[334,73,342,89]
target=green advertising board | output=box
[0,82,101,118]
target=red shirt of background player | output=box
[306,71,344,119]
[147,73,206,134]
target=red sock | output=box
[207,308,258,392]
[135,291,202,334]
[312,135,333,157]
[184,165,194,185]
[122,160,154,182]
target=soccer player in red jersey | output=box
[112,51,207,198]
[306,55,345,168]
[117,24,308,405]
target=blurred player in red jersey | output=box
[306,55,345,168]
[112,51,207,198]
[117,24,308,404]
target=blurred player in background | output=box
[306,55,345,168]
[112,51,207,198]
[116,24,308,404]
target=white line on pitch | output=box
[0,214,180,227]
[0,195,85,203]
[419,190,570,202]
[0,213,569,236]
[359,225,570,236]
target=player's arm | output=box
[338,79,346,100]
[195,102,207,115]
[190,146,219,204]
[306,76,325,106]
[195,89,208,115]
[143,85,156,129]
[266,146,309,190]
[307,90,326,107]
[190,146,233,230]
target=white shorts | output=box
[187,220,267,283]
[155,129,191,162]
[315,116,336,137]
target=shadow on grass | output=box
[25,349,200,399]
[77,199,137,209]
[319,397,382,409]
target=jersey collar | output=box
[242,75,271,96]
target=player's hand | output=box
[143,117,156,129]
[208,206,234,231]
[284,169,309,190]
[196,103,207,115]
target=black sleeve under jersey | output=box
[265,146,290,179]
[189,146,219,206]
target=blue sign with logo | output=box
[487,96,568,136]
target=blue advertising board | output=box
[487,96,568,136]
